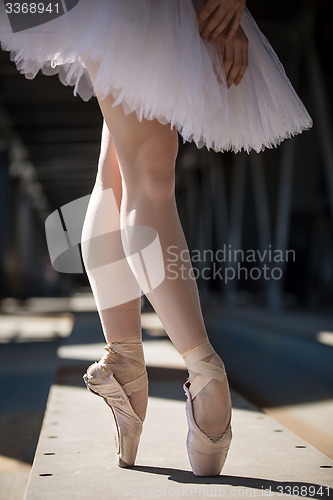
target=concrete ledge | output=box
[25,374,333,499]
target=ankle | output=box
[101,341,146,386]
[182,341,228,392]
[101,350,122,365]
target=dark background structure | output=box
[1,0,332,310]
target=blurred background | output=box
[0,0,333,498]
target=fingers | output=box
[197,0,220,29]
[207,10,234,42]
[225,45,240,88]
[234,38,248,85]
[198,0,234,41]
[223,43,233,86]
[223,29,248,88]
[225,8,244,42]
[199,4,249,89]
[198,0,245,41]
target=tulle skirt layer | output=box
[0,0,312,152]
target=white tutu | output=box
[0,0,312,153]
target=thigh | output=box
[85,59,178,183]
[97,94,179,175]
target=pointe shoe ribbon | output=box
[83,340,148,468]
[182,341,229,399]
[182,341,232,476]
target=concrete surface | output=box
[203,303,333,459]
[2,298,333,500]
[24,339,333,500]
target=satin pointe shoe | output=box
[83,339,148,468]
[182,341,232,476]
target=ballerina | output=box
[0,0,312,476]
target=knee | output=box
[141,157,176,200]
[128,131,178,200]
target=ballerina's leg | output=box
[92,89,232,438]
[81,120,147,422]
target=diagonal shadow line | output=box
[54,363,188,402]
[128,466,333,498]
[54,364,187,383]
[54,363,262,409]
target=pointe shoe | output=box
[182,341,232,476]
[83,340,148,468]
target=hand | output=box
[198,0,246,42]
[218,26,248,88]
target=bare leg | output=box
[82,121,142,344]
[93,93,231,436]
[81,121,147,422]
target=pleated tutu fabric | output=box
[0,0,312,152]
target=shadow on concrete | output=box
[2,303,333,466]
[130,466,333,498]
[0,339,62,464]
[209,323,333,408]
